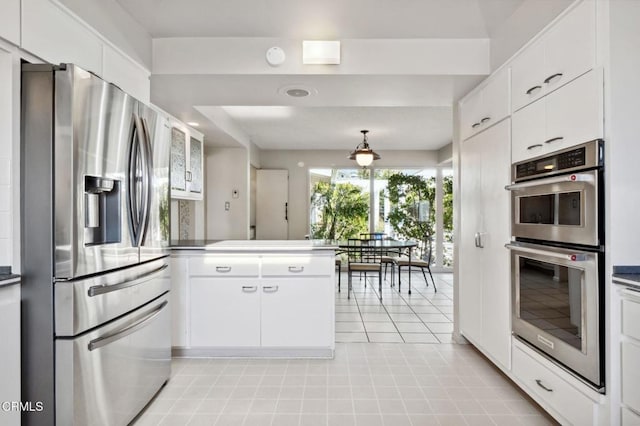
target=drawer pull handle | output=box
[535,379,553,392]
[216,266,232,273]
[526,85,542,96]
[471,122,481,129]
[544,73,563,84]
[263,286,279,293]
[526,144,543,150]
[480,117,491,123]
[288,266,304,273]
[544,136,564,144]
[242,286,257,293]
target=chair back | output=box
[359,232,386,241]
[419,234,434,264]
[346,238,383,265]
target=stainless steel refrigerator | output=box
[21,63,171,425]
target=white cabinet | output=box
[460,67,510,141]
[512,69,603,163]
[0,282,20,426]
[511,0,596,112]
[621,289,640,418]
[173,250,335,356]
[22,0,103,75]
[190,278,261,347]
[0,0,20,45]
[170,124,204,201]
[512,342,599,426]
[623,407,640,426]
[102,45,150,104]
[459,119,511,369]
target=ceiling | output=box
[114,0,568,153]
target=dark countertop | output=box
[612,266,640,289]
[170,239,339,251]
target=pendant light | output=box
[349,130,381,167]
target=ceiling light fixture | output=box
[349,130,381,167]
[302,40,341,65]
[286,88,310,97]
[187,121,199,127]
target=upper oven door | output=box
[507,169,600,247]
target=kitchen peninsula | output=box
[170,240,337,358]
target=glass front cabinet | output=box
[170,123,204,200]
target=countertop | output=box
[0,274,20,288]
[612,266,640,290]
[170,239,339,252]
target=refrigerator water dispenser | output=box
[84,175,121,246]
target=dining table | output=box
[331,238,420,294]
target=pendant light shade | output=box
[349,130,381,167]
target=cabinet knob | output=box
[543,73,563,85]
[472,122,481,129]
[526,144,543,150]
[525,85,542,96]
[215,266,232,273]
[242,286,257,293]
[535,379,553,392]
[288,266,304,273]
[544,137,564,144]
[480,117,491,124]
[263,286,279,293]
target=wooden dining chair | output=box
[346,238,384,299]
[396,236,437,292]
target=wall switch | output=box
[224,201,230,211]
[232,189,239,199]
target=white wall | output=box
[259,149,439,240]
[205,147,250,240]
[0,45,17,267]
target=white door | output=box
[256,169,289,240]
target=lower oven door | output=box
[55,294,171,426]
[507,242,602,388]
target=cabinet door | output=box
[170,257,189,347]
[170,127,187,193]
[479,120,512,369]
[543,0,595,97]
[622,340,640,414]
[260,278,332,347]
[512,97,546,163]
[481,67,510,129]
[458,134,484,343]
[0,284,20,426]
[460,89,483,141]
[190,278,261,347]
[189,137,203,194]
[511,38,545,112]
[0,0,20,45]
[545,70,602,153]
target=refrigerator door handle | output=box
[88,300,168,351]
[138,117,153,246]
[128,114,142,245]
[87,263,169,297]
[128,113,150,247]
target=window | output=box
[309,166,453,271]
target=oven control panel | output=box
[513,139,603,182]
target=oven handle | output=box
[505,243,589,262]
[505,172,595,191]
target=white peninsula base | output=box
[170,241,336,358]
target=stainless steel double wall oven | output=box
[506,140,605,390]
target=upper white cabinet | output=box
[460,67,510,141]
[102,45,150,104]
[511,0,596,112]
[512,69,603,163]
[22,0,103,74]
[459,119,512,369]
[0,0,20,45]
[170,124,204,201]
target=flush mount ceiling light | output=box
[277,85,317,98]
[349,130,381,167]
[302,40,341,65]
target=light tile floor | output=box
[135,343,556,425]
[336,272,454,344]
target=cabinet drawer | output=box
[512,346,596,425]
[622,295,640,341]
[623,407,640,426]
[622,341,640,413]
[261,255,332,277]
[189,255,259,277]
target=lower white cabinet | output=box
[623,407,640,426]
[172,249,335,357]
[261,278,332,347]
[621,288,640,419]
[190,278,261,347]
[0,282,20,426]
[512,342,599,426]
